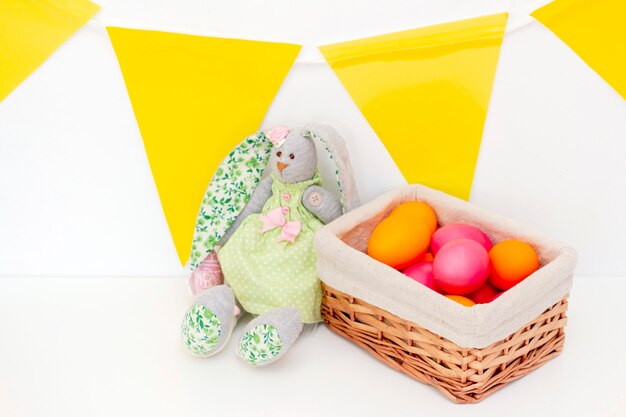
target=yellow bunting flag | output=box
[107,27,300,265]
[532,0,626,99]
[320,13,508,200]
[0,0,100,101]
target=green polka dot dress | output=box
[217,173,324,323]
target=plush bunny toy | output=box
[181,124,359,366]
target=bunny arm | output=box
[218,176,274,245]
[302,185,343,225]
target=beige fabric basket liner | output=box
[315,184,577,349]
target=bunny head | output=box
[266,127,317,183]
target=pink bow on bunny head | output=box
[266,126,289,148]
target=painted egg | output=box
[367,215,431,269]
[402,261,441,293]
[466,281,501,304]
[489,240,539,290]
[445,295,475,307]
[430,223,493,256]
[433,239,490,294]
[390,201,438,234]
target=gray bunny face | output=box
[268,129,317,183]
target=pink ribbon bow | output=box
[259,207,301,243]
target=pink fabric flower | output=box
[266,126,289,147]
[188,251,224,295]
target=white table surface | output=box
[1,276,624,417]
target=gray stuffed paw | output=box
[302,185,343,224]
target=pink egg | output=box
[433,239,490,294]
[402,261,441,293]
[430,224,493,256]
[466,281,501,304]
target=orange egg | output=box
[488,240,540,290]
[445,295,475,307]
[367,215,430,269]
[389,201,438,234]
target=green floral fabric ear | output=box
[302,124,360,213]
[188,131,272,269]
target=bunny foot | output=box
[237,307,303,366]
[181,285,239,357]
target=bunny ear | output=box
[187,130,273,269]
[302,124,360,213]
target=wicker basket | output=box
[315,185,576,403]
[322,285,567,403]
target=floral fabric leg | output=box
[181,285,238,357]
[237,307,303,366]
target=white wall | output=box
[0,0,624,277]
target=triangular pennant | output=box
[532,0,626,100]
[320,13,508,200]
[0,0,100,101]
[107,27,301,265]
